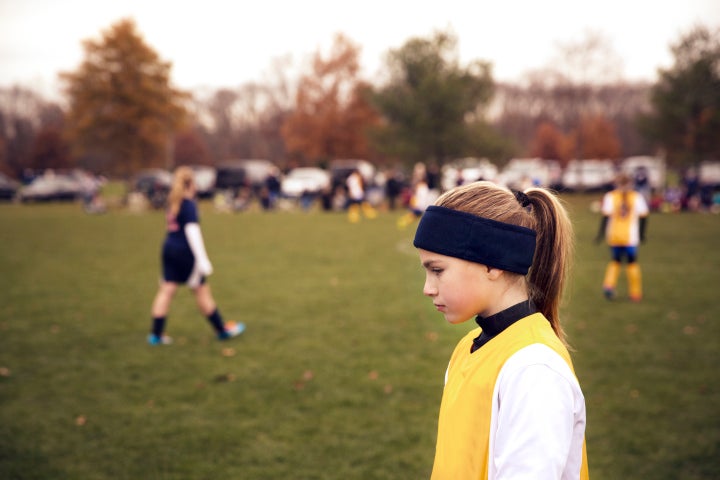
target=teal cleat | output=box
[147,333,173,345]
[218,322,246,340]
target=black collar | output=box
[471,300,537,353]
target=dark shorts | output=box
[161,242,204,284]
[610,246,638,263]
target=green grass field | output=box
[0,194,718,479]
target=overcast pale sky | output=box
[1,0,719,98]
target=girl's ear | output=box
[485,266,503,281]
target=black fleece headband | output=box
[413,206,537,275]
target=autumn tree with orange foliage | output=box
[61,19,188,176]
[529,121,575,166]
[281,34,381,164]
[173,127,211,166]
[530,114,621,164]
[30,125,72,170]
[577,114,622,159]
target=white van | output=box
[620,156,666,189]
[497,158,562,190]
[699,161,720,188]
[562,159,616,192]
[441,158,499,190]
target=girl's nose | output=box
[423,277,437,297]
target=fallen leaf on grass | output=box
[213,373,237,383]
[75,416,86,426]
[425,332,439,342]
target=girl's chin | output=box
[445,314,473,325]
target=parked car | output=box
[189,165,216,198]
[130,169,172,208]
[18,170,97,203]
[698,161,720,188]
[329,159,376,190]
[281,167,331,198]
[0,172,20,200]
[442,158,499,190]
[620,156,666,190]
[215,159,276,193]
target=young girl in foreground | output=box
[413,181,589,479]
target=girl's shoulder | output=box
[178,198,199,221]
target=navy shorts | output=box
[610,246,638,263]
[161,242,204,284]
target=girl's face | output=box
[418,248,496,324]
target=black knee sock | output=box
[207,309,225,333]
[152,317,166,337]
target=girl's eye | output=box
[431,268,443,275]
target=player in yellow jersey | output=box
[596,173,649,302]
[346,168,377,223]
[397,162,432,229]
[413,181,589,480]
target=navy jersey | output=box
[161,199,200,283]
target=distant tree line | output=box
[1,19,718,180]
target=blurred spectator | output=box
[300,189,315,211]
[346,168,377,222]
[699,185,714,211]
[426,163,441,192]
[83,190,107,214]
[633,166,651,203]
[649,188,664,212]
[397,163,431,229]
[681,168,700,211]
[264,168,281,210]
[385,168,403,210]
[320,185,334,211]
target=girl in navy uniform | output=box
[148,166,245,345]
[413,181,589,479]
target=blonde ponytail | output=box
[168,166,195,217]
[524,188,574,343]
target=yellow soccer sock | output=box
[362,202,377,219]
[348,204,360,223]
[603,261,620,291]
[603,261,621,299]
[627,263,643,301]
[397,212,414,229]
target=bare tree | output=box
[0,86,68,177]
[492,31,651,160]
